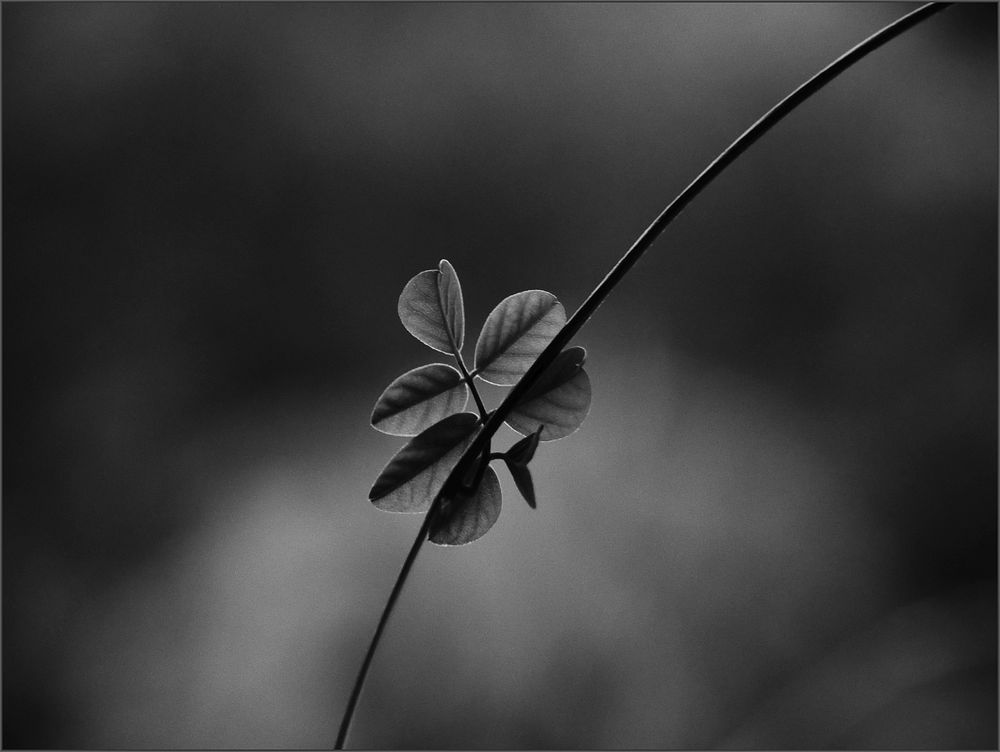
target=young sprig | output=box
[339,8,952,747]
[368,259,592,545]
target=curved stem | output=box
[470,1,951,448]
[335,4,950,747]
[334,508,437,749]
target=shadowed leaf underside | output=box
[369,412,480,513]
[506,462,536,509]
[429,465,502,545]
[507,347,591,441]
[503,426,543,507]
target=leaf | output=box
[474,290,565,385]
[501,425,542,508]
[369,413,480,513]
[506,461,536,509]
[429,466,502,546]
[437,260,465,350]
[506,425,543,466]
[371,363,469,436]
[397,259,465,355]
[507,347,591,441]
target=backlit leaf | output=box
[371,364,469,436]
[437,260,464,351]
[369,412,480,513]
[429,466,502,546]
[474,290,565,385]
[397,259,465,355]
[507,347,591,441]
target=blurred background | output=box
[3,2,996,748]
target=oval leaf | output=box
[369,412,480,513]
[429,466,502,546]
[371,364,470,436]
[397,260,465,355]
[518,346,586,402]
[437,260,465,351]
[507,347,591,441]
[474,290,565,385]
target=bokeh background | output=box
[3,2,996,749]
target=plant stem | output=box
[334,507,437,749]
[455,352,488,422]
[437,269,489,421]
[470,1,951,448]
[334,4,950,747]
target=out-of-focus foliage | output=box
[3,2,995,748]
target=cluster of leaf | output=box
[369,260,592,546]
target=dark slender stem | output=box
[469,1,951,450]
[334,508,437,749]
[460,439,492,493]
[335,4,950,747]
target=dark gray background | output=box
[3,2,996,748]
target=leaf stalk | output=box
[454,352,488,422]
